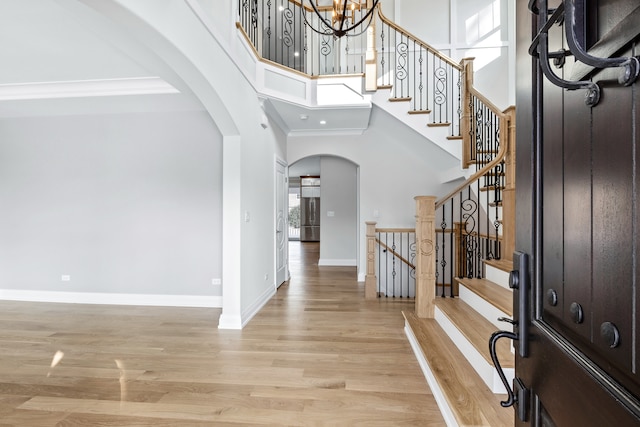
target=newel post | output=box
[415,196,436,318]
[501,106,516,262]
[365,221,377,299]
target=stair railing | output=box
[364,222,417,299]
[413,105,515,317]
[376,8,463,137]
[237,0,369,76]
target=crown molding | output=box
[0,77,179,101]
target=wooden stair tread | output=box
[389,97,411,102]
[403,312,513,427]
[485,258,512,273]
[456,277,513,317]
[446,135,463,140]
[427,122,451,127]
[435,297,514,368]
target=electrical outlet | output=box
[212,278,222,285]
[264,273,269,281]
[61,275,71,282]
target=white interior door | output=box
[275,159,288,287]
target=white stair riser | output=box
[485,263,511,290]
[435,306,511,394]
[459,284,510,329]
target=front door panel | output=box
[515,1,640,425]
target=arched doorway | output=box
[288,155,358,268]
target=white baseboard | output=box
[0,289,222,308]
[357,272,366,282]
[240,284,276,328]
[217,313,243,330]
[317,258,356,266]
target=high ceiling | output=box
[0,0,372,135]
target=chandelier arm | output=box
[341,11,376,37]
[338,0,348,34]
[333,0,379,35]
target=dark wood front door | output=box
[514,1,640,425]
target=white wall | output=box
[319,156,358,266]
[0,111,223,300]
[64,0,288,327]
[392,0,515,109]
[288,106,463,280]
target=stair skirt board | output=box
[485,264,511,290]
[404,321,459,427]
[458,284,510,330]
[434,306,513,394]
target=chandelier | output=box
[303,0,380,38]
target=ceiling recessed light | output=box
[300,114,308,120]
[320,120,327,125]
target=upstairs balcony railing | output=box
[238,1,464,136]
[238,0,369,75]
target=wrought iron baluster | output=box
[397,34,408,99]
[449,201,454,296]
[391,233,397,297]
[441,207,448,297]
[377,231,381,297]
[417,46,424,111]
[384,232,388,297]
[399,233,404,297]
[435,235,441,297]
[380,21,386,86]
[433,58,446,124]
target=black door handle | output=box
[489,330,519,407]
[487,251,531,420]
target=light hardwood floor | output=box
[0,242,445,426]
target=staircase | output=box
[235,3,516,426]
[404,260,514,427]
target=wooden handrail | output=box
[375,238,415,270]
[375,227,415,233]
[435,104,512,209]
[377,8,462,70]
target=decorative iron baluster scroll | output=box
[433,61,447,124]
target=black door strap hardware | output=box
[529,0,640,107]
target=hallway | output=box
[0,242,445,426]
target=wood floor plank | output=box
[0,242,446,426]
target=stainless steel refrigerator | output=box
[300,195,320,242]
